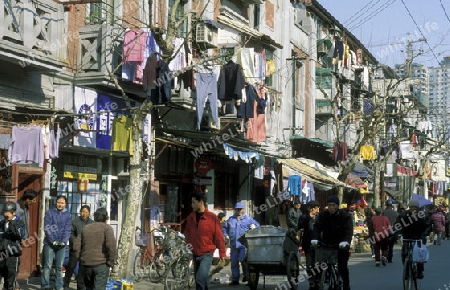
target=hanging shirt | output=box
[9,125,44,167]
[287,175,302,196]
[360,145,376,161]
[49,127,61,159]
[218,61,246,101]
[112,116,133,155]
[122,29,147,62]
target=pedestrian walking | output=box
[184,192,226,290]
[371,208,391,266]
[382,199,398,263]
[63,205,94,290]
[0,202,25,290]
[222,201,259,285]
[286,199,302,230]
[41,195,72,290]
[75,208,117,290]
[430,204,446,245]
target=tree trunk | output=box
[112,113,144,278]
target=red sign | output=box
[195,157,212,175]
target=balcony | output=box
[0,0,66,70]
[76,24,133,89]
[315,99,333,115]
[242,0,264,5]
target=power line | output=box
[399,0,440,63]
[342,0,379,26]
[348,0,397,31]
[439,0,450,24]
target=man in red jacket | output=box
[184,192,226,290]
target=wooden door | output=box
[17,173,42,279]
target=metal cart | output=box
[240,225,301,290]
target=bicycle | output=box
[315,243,343,290]
[402,239,422,290]
[133,226,166,281]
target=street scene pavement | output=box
[15,239,450,289]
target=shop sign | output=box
[195,157,212,174]
[385,181,396,188]
[63,171,97,180]
[193,175,212,186]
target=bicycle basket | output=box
[316,248,338,264]
[135,232,150,247]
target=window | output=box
[169,0,187,37]
[87,3,103,24]
[214,171,238,209]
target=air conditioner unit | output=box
[317,42,328,55]
[195,23,218,48]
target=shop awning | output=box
[278,158,348,189]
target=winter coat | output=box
[396,209,430,242]
[312,209,353,246]
[297,213,318,251]
[184,209,226,258]
[69,216,94,251]
[43,207,72,245]
[431,211,446,232]
[371,215,391,242]
[286,207,302,229]
[223,213,260,249]
[0,216,25,257]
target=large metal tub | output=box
[241,225,287,264]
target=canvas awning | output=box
[278,158,349,190]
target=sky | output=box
[318,0,450,68]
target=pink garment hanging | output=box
[123,29,147,62]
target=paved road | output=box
[203,240,450,290]
[16,240,450,289]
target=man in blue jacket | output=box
[222,202,260,285]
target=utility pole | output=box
[405,36,426,77]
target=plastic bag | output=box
[412,241,429,263]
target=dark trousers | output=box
[337,249,350,290]
[304,248,319,288]
[64,251,78,286]
[0,256,19,290]
[374,238,389,262]
[79,264,110,290]
[387,238,395,262]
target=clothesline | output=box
[0,106,141,118]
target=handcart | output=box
[239,225,302,290]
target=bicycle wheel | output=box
[286,251,299,289]
[319,266,331,290]
[403,259,418,290]
[133,249,150,281]
[149,250,168,283]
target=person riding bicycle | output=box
[311,195,353,290]
[396,198,431,279]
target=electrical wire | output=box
[348,0,397,31]
[439,0,450,24]
[343,0,380,26]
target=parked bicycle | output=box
[314,243,343,290]
[133,224,194,288]
[133,226,166,281]
[402,239,422,290]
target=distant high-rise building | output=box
[428,57,450,136]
